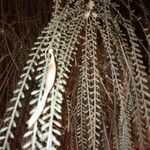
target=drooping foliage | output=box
[0,0,150,149]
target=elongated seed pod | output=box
[28,49,56,128]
